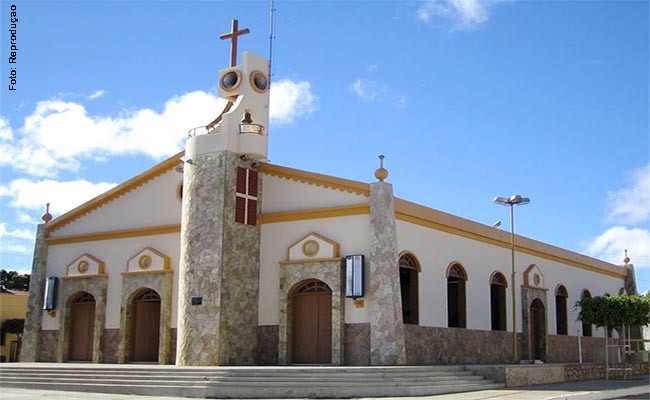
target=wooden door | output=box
[69,296,95,361]
[530,299,545,360]
[132,290,161,362]
[292,281,332,364]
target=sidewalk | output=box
[1,376,648,400]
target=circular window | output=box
[250,71,268,93]
[302,240,320,257]
[77,260,89,274]
[533,273,541,286]
[220,70,241,91]
[138,255,152,270]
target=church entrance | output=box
[291,280,332,364]
[529,299,546,360]
[131,289,161,362]
[69,292,95,361]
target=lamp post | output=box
[493,194,530,363]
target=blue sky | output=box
[0,1,648,292]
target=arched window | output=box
[490,272,507,331]
[447,263,467,328]
[555,285,568,335]
[581,289,592,337]
[399,253,419,324]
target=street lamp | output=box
[493,194,530,363]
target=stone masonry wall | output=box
[38,330,58,362]
[368,181,406,365]
[345,323,370,365]
[20,224,47,362]
[257,325,278,365]
[405,325,521,364]
[177,150,260,365]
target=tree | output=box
[576,294,650,329]
[0,270,30,291]
[1,319,25,342]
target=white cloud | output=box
[0,223,32,254]
[0,116,13,140]
[0,178,117,215]
[88,89,106,100]
[270,79,318,125]
[606,164,650,226]
[0,92,226,177]
[584,226,650,268]
[350,79,407,106]
[417,0,503,31]
[17,212,39,224]
[2,80,317,177]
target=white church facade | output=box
[20,22,636,367]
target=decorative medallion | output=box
[77,260,89,274]
[138,255,152,270]
[533,273,540,286]
[250,70,269,93]
[302,240,320,257]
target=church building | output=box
[20,22,637,367]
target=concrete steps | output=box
[0,364,504,398]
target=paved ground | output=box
[0,376,648,400]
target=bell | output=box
[241,111,253,124]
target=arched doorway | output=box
[529,298,546,360]
[399,253,419,324]
[69,292,95,361]
[291,280,332,364]
[131,289,161,362]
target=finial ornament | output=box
[374,154,389,182]
[623,249,630,264]
[42,203,52,223]
[219,19,250,67]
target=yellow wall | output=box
[1,292,29,361]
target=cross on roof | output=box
[219,19,250,67]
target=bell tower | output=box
[176,20,267,366]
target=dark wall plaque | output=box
[191,296,203,305]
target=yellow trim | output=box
[259,163,370,196]
[62,274,107,280]
[121,270,173,276]
[46,152,183,233]
[48,225,181,245]
[394,198,627,279]
[280,257,343,265]
[259,204,369,224]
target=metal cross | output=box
[219,19,250,67]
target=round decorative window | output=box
[533,273,541,286]
[77,260,89,274]
[250,70,268,93]
[138,255,152,270]
[302,240,320,257]
[220,70,242,91]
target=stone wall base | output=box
[257,325,278,365]
[404,325,523,364]
[38,330,58,362]
[467,363,650,387]
[345,323,370,365]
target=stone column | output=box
[368,181,406,365]
[20,224,47,362]
[176,150,260,366]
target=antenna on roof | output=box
[268,0,277,83]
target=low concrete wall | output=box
[467,363,650,387]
